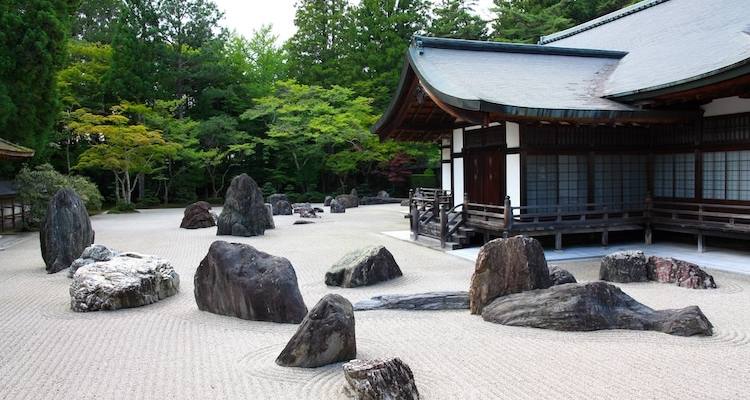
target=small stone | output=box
[294,220,314,225]
[193,241,307,323]
[600,251,648,283]
[400,199,410,207]
[376,190,389,199]
[330,199,346,213]
[469,236,550,314]
[70,252,180,312]
[548,265,577,285]
[40,188,95,274]
[343,357,420,400]
[325,246,402,288]
[276,294,356,368]
[180,201,216,229]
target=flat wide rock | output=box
[600,250,648,283]
[325,246,402,288]
[335,194,359,208]
[40,188,95,274]
[70,252,180,312]
[180,201,216,229]
[482,281,713,337]
[276,294,356,368]
[194,241,307,323]
[469,236,550,314]
[353,291,469,311]
[217,174,271,237]
[343,357,420,400]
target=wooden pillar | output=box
[645,225,653,245]
[555,232,562,250]
[411,204,419,241]
[439,204,447,249]
[697,232,705,253]
[0,200,5,233]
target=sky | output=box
[213,0,496,42]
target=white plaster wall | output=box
[441,163,451,191]
[452,128,463,153]
[506,122,520,148]
[506,153,521,206]
[701,96,750,117]
[441,147,451,161]
[453,157,464,204]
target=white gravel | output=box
[0,204,748,399]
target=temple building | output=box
[374,0,750,250]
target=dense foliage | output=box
[1,0,632,209]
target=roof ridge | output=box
[412,36,627,59]
[538,0,671,45]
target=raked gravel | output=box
[0,204,749,399]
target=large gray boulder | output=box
[194,241,307,323]
[469,236,551,314]
[354,291,469,311]
[70,251,180,312]
[343,357,420,400]
[482,281,713,337]
[647,256,717,289]
[40,188,95,274]
[330,199,345,213]
[276,294,356,368]
[180,201,216,229]
[335,194,359,209]
[325,246,402,288]
[600,251,648,283]
[268,194,292,215]
[68,244,118,277]
[216,174,271,237]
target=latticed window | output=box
[594,154,647,206]
[526,155,587,211]
[703,150,750,200]
[654,153,695,198]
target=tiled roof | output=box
[0,138,34,160]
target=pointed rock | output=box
[40,188,95,274]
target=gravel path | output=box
[0,204,748,399]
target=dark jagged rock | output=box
[647,256,717,289]
[180,201,216,229]
[324,196,334,206]
[70,251,180,312]
[325,245,402,288]
[194,241,307,323]
[294,220,314,225]
[299,208,319,218]
[273,200,292,216]
[354,291,469,311]
[267,193,288,206]
[276,294,356,368]
[469,236,550,314]
[314,207,324,213]
[69,244,118,277]
[600,251,648,283]
[343,357,420,400]
[40,188,95,274]
[482,281,713,337]
[216,174,271,237]
[549,265,577,285]
[335,194,359,208]
[330,199,345,213]
[265,204,275,229]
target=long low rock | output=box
[343,357,420,400]
[353,291,469,311]
[481,281,713,337]
[70,252,180,312]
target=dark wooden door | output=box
[465,148,504,205]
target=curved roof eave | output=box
[371,56,415,135]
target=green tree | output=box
[195,114,256,197]
[286,0,351,88]
[428,0,488,40]
[71,0,122,43]
[491,0,636,43]
[70,104,179,204]
[58,40,113,112]
[0,0,78,160]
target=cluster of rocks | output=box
[360,190,403,205]
[69,245,180,312]
[40,188,95,274]
[465,237,713,336]
[180,201,217,229]
[335,189,360,209]
[325,245,403,288]
[217,174,273,237]
[267,194,292,216]
[600,250,717,289]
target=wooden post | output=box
[602,207,609,247]
[645,225,653,245]
[555,232,562,250]
[439,204,447,248]
[411,204,419,241]
[503,196,512,239]
[10,201,15,231]
[0,200,4,233]
[697,232,704,253]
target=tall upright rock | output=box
[40,188,95,274]
[216,174,271,237]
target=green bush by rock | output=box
[15,164,103,228]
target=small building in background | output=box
[0,137,34,232]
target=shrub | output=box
[136,195,161,208]
[109,201,138,214]
[15,164,103,228]
[261,182,276,197]
[206,197,223,205]
[303,191,325,203]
